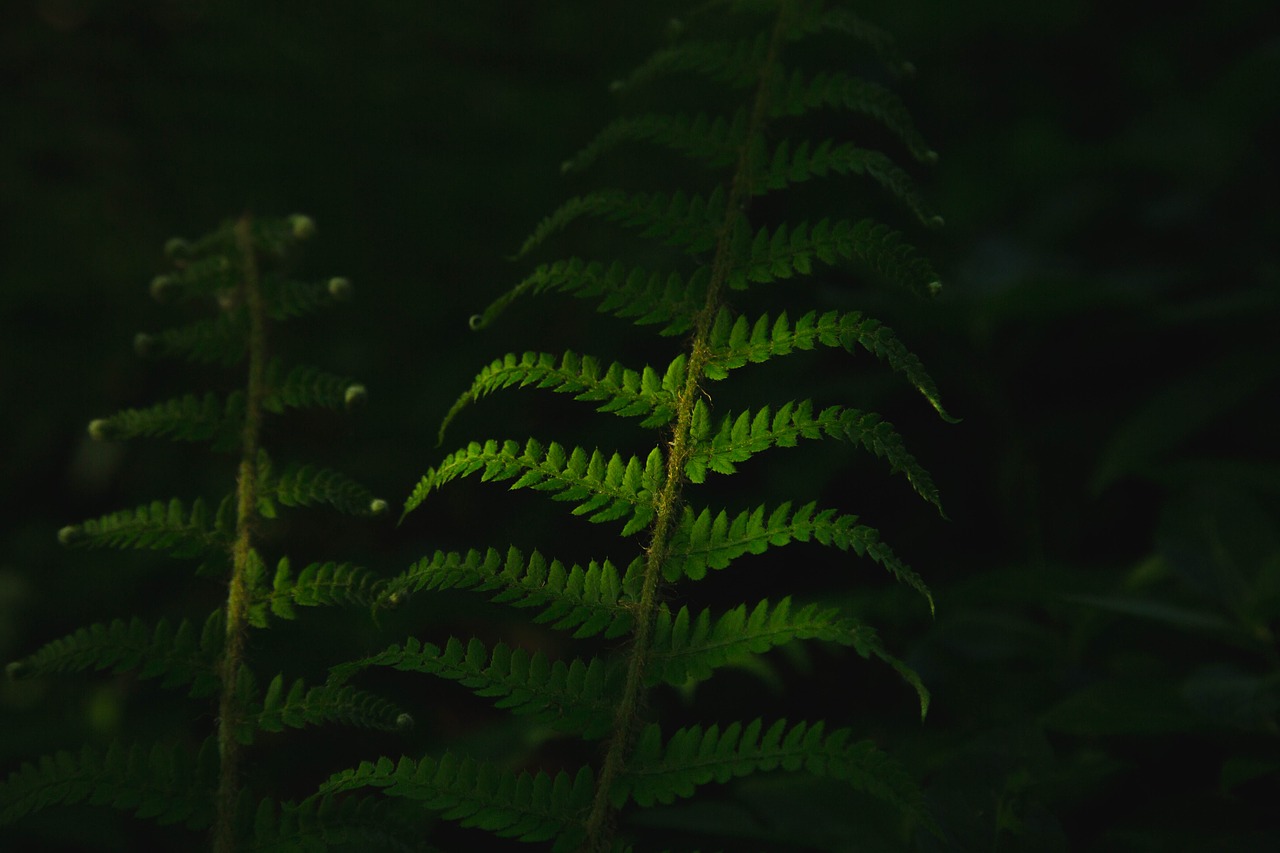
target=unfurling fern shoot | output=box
[330,3,953,851]
[1,215,410,851]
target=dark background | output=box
[2,0,1277,849]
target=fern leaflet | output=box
[57,497,231,559]
[328,636,618,738]
[133,313,247,366]
[562,110,745,175]
[704,307,956,421]
[6,611,222,698]
[517,189,726,259]
[402,439,662,536]
[87,392,244,450]
[666,501,933,614]
[471,258,706,336]
[438,350,684,444]
[0,739,218,829]
[378,546,642,640]
[314,754,594,851]
[726,217,941,296]
[686,399,943,512]
[618,718,932,832]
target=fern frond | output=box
[771,70,937,164]
[263,558,386,621]
[686,399,943,513]
[266,462,384,517]
[262,274,353,321]
[328,636,618,739]
[0,738,218,828]
[752,139,941,226]
[612,35,767,94]
[646,597,930,718]
[617,719,932,833]
[87,391,244,449]
[7,611,222,698]
[666,502,933,614]
[134,314,247,366]
[315,753,593,851]
[471,258,705,336]
[784,5,914,76]
[726,218,941,297]
[402,440,662,536]
[439,351,683,443]
[147,253,236,304]
[242,675,411,738]
[517,189,725,259]
[378,546,641,640]
[704,308,956,422]
[562,111,745,175]
[57,497,231,559]
[263,363,364,414]
[647,597,870,686]
[245,795,426,853]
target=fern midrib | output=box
[215,215,268,853]
[580,5,794,850]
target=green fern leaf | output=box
[7,611,222,698]
[471,257,706,336]
[686,399,943,513]
[245,795,426,853]
[87,392,244,449]
[646,597,930,718]
[328,636,617,738]
[57,497,231,559]
[262,274,353,321]
[243,675,410,737]
[263,557,386,621]
[753,138,940,226]
[772,70,937,164]
[378,546,641,640]
[562,111,745,175]
[439,351,682,443]
[402,440,662,535]
[647,597,871,686]
[666,501,933,614]
[263,362,365,414]
[517,189,726,259]
[612,35,767,94]
[268,462,384,517]
[0,738,218,828]
[147,253,236,304]
[315,753,593,851]
[133,313,247,366]
[704,308,956,421]
[785,5,914,76]
[726,218,941,296]
[617,718,933,833]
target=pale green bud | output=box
[289,214,315,240]
[327,277,352,300]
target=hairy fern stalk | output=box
[327,2,953,850]
[1,215,410,850]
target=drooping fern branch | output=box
[1,215,408,852]
[327,2,951,850]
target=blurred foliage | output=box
[2,0,1277,849]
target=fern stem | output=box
[580,6,793,850]
[215,216,268,853]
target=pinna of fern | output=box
[331,2,950,851]
[1,215,411,852]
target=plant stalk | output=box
[579,6,792,850]
[214,216,268,853]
